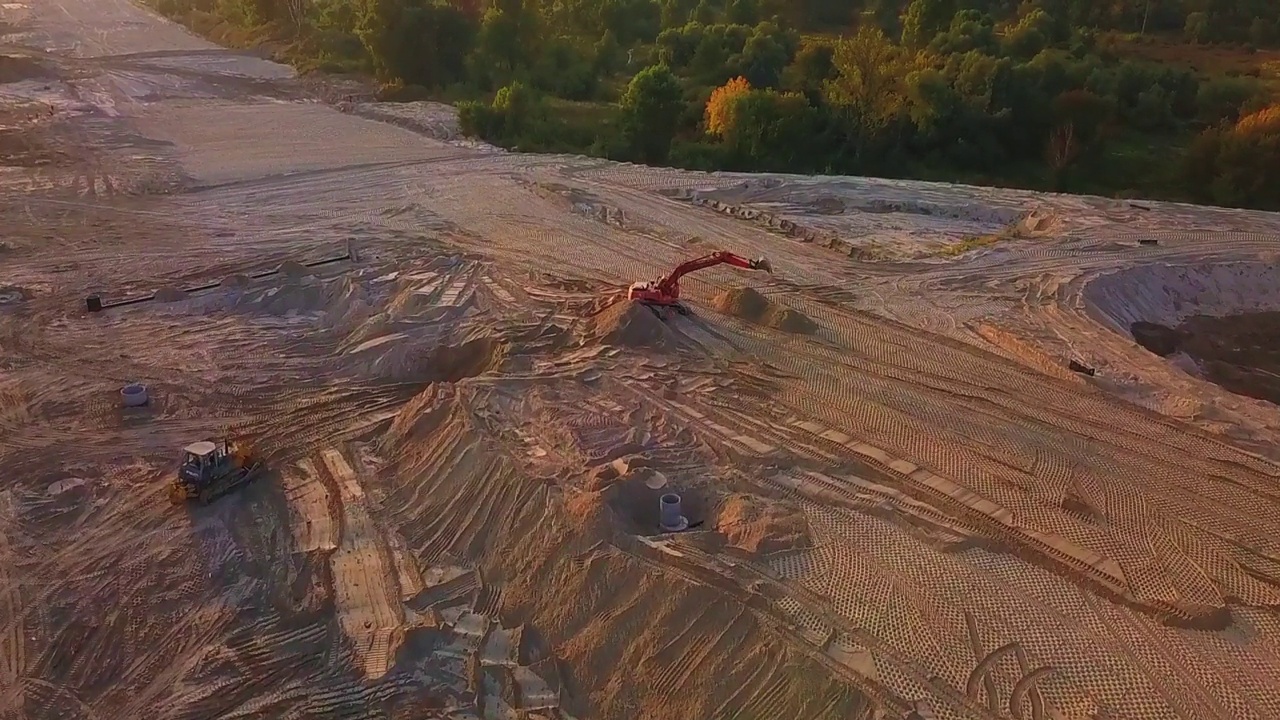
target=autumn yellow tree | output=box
[1184,104,1280,209]
[704,76,751,137]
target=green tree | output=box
[599,0,662,45]
[470,0,542,88]
[901,0,954,50]
[1196,76,1261,125]
[1250,18,1277,47]
[534,37,598,99]
[355,0,476,87]
[594,30,625,74]
[735,24,793,87]
[1002,9,1053,58]
[782,41,835,102]
[827,25,918,130]
[619,64,686,163]
[1184,11,1210,43]
[723,90,822,169]
[1188,106,1280,209]
[930,10,997,55]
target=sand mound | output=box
[278,260,312,279]
[591,300,673,348]
[1015,208,1062,236]
[713,287,818,335]
[1084,261,1280,331]
[351,333,505,382]
[154,286,188,303]
[714,493,811,555]
[714,286,771,323]
[426,336,505,383]
[769,307,818,334]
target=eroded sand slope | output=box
[4,1,1280,719]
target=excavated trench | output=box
[1085,261,1280,406]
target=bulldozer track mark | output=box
[963,611,1001,713]
[617,537,918,714]
[282,458,338,553]
[1011,645,1049,720]
[315,446,402,680]
[6,11,1280,717]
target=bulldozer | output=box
[168,438,264,505]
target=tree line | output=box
[153,0,1280,209]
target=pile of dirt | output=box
[1085,261,1280,331]
[353,333,506,383]
[424,336,506,383]
[715,286,771,323]
[590,300,673,348]
[234,273,371,321]
[1015,208,1062,236]
[154,286,188,303]
[770,307,818,334]
[221,273,250,287]
[278,260,312,279]
[713,493,811,555]
[712,287,818,335]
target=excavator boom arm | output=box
[656,251,769,294]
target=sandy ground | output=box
[5,1,1280,719]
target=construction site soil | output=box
[5,1,1280,719]
[1134,312,1280,407]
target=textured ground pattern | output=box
[3,1,1280,719]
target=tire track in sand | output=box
[0,490,23,715]
[315,447,403,680]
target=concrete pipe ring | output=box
[659,492,688,532]
[121,383,149,407]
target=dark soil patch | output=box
[0,55,52,83]
[1131,320,1182,356]
[1174,312,1280,406]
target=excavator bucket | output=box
[754,256,773,273]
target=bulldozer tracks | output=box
[7,0,1280,715]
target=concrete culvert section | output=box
[1085,261,1280,405]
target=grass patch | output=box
[1103,32,1280,90]
[938,232,1008,257]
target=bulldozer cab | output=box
[180,441,227,482]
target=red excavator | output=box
[628,250,772,318]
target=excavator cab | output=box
[179,441,225,483]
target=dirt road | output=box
[4,1,1280,718]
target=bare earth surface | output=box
[5,1,1280,719]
